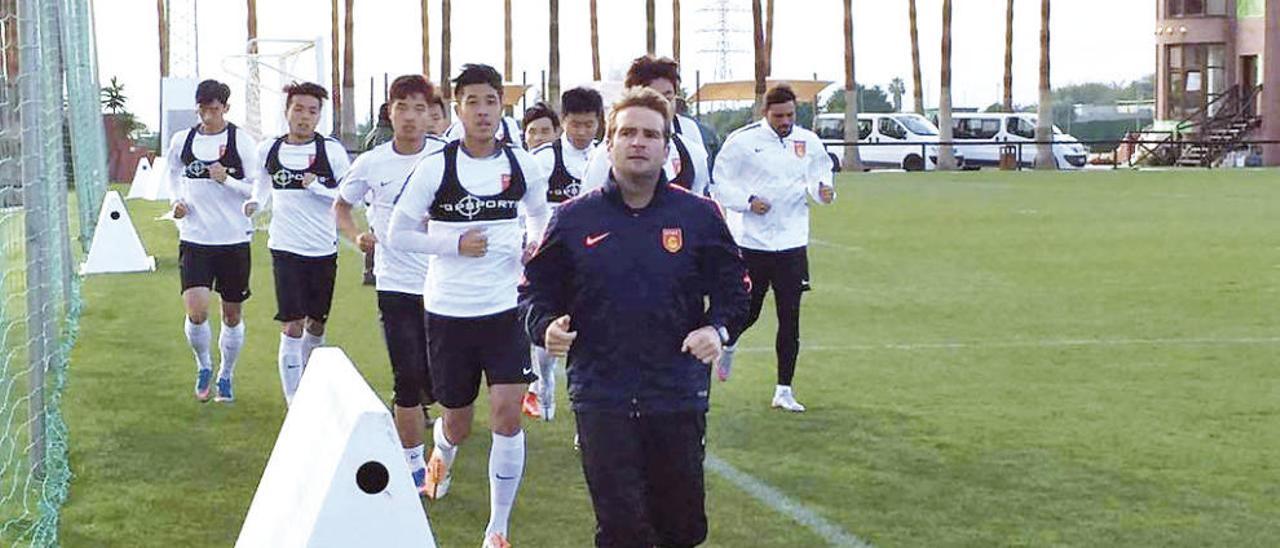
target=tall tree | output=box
[764,0,774,76]
[549,0,560,110]
[504,0,513,82]
[330,0,341,135]
[1003,0,1014,111]
[421,0,430,76]
[157,0,169,77]
[672,0,681,64]
[937,0,957,170]
[341,0,356,146]
[441,0,452,100]
[646,0,656,55]
[590,0,601,80]
[751,0,765,116]
[908,0,923,114]
[841,0,862,171]
[246,0,260,135]
[1034,0,1056,169]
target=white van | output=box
[815,113,963,171]
[949,112,1088,169]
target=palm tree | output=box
[504,0,513,82]
[1035,0,1056,169]
[937,0,957,170]
[1003,0,1014,111]
[841,0,862,171]
[246,0,261,135]
[549,0,561,110]
[908,0,923,114]
[590,0,601,80]
[672,0,681,64]
[341,0,356,146]
[157,0,169,77]
[751,0,765,116]
[441,0,452,100]
[646,0,656,55]
[100,77,127,113]
[330,0,342,135]
[890,77,906,113]
[421,0,430,76]
[764,0,774,76]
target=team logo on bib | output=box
[794,141,806,158]
[272,170,294,187]
[455,195,484,219]
[662,228,683,253]
[564,181,581,198]
[186,160,208,177]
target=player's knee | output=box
[305,319,325,336]
[187,310,208,325]
[281,321,304,338]
[222,307,242,327]
[445,416,472,443]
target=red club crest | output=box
[662,228,683,253]
[501,174,512,190]
[794,141,806,158]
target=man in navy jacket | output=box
[519,87,749,548]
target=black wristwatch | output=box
[714,325,731,345]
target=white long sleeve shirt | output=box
[337,137,446,295]
[387,143,549,317]
[712,120,835,252]
[164,125,261,246]
[249,135,352,257]
[579,131,709,196]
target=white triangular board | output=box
[236,348,436,548]
[128,157,151,188]
[79,191,156,275]
[127,155,172,201]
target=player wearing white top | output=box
[522,86,603,422]
[243,81,352,406]
[334,75,446,496]
[166,79,261,403]
[521,102,560,151]
[425,92,450,137]
[388,64,549,548]
[711,85,836,413]
[444,112,525,150]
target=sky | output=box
[93,0,1157,132]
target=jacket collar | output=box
[604,169,671,211]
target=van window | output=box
[896,115,938,136]
[815,118,843,140]
[858,119,872,140]
[1007,117,1036,139]
[878,118,907,140]
[956,118,1001,139]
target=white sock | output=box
[301,332,325,367]
[278,333,304,404]
[404,444,427,472]
[775,385,791,399]
[184,318,213,371]
[217,321,245,380]
[485,430,525,538]
[432,417,459,468]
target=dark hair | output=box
[765,84,797,108]
[522,102,560,129]
[389,74,434,104]
[427,92,447,112]
[452,64,503,99]
[283,81,329,107]
[561,87,604,117]
[376,102,391,125]
[195,79,231,106]
[606,87,672,144]
[625,55,680,89]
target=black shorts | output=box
[742,246,811,294]
[270,249,338,323]
[378,291,434,408]
[179,241,252,303]
[426,308,535,409]
[576,411,707,548]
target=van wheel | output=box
[903,155,925,172]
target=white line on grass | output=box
[810,238,863,253]
[705,453,873,547]
[737,336,1280,353]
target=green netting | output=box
[0,0,106,545]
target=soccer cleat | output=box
[423,449,452,500]
[214,377,234,402]
[482,532,511,548]
[771,391,807,413]
[411,467,429,497]
[716,345,736,382]
[194,369,214,402]
[521,391,542,420]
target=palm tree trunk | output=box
[646,0,656,55]
[1035,0,1055,170]
[549,0,560,110]
[157,0,169,77]
[590,0,601,80]
[672,0,681,64]
[504,0,513,81]
[937,0,956,170]
[441,0,452,100]
[341,0,356,146]
[1263,0,1280,165]
[246,0,260,136]
[751,0,765,116]
[421,0,430,76]
[330,0,341,135]
[842,0,862,172]
[764,0,774,76]
[908,0,923,114]
[1003,0,1014,111]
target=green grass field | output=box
[59,170,1280,547]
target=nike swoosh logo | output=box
[496,474,516,480]
[584,232,611,247]
[286,365,301,369]
[522,367,534,375]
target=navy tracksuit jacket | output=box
[518,176,751,415]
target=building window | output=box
[1165,43,1226,119]
[1166,0,1227,17]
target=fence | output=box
[0,0,107,544]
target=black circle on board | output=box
[356,461,389,494]
[110,211,120,220]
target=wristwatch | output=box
[714,325,731,345]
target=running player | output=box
[521,101,560,151]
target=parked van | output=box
[815,113,963,171]
[949,112,1088,169]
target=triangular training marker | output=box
[237,348,436,548]
[127,156,173,201]
[80,190,156,275]
[128,156,151,189]
[126,156,156,200]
